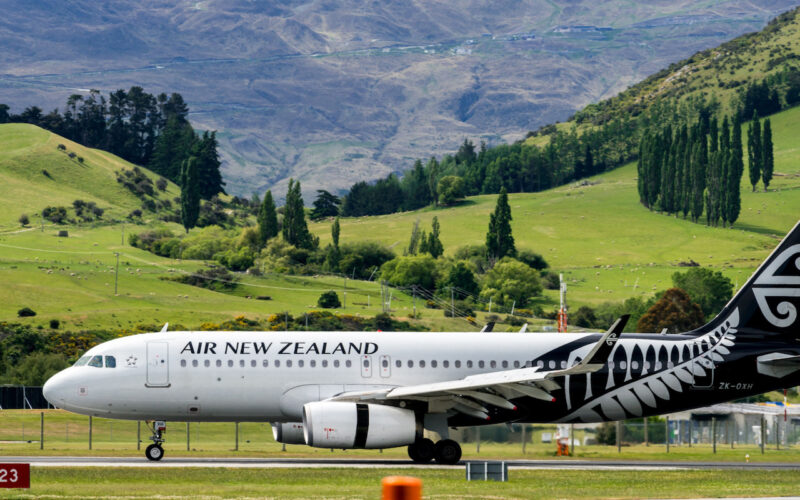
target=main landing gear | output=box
[145,420,166,461]
[407,438,462,465]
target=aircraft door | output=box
[361,355,373,378]
[691,341,714,389]
[146,342,170,387]
[379,355,391,378]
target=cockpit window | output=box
[88,355,103,368]
[105,356,116,368]
[73,356,90,367]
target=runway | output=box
[5,456,800,470]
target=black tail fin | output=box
[691,220,800,341]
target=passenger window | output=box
[104,356,116,368]
[419,360,426,368]
[204,360,210,368]
[466,360,473,368]
[382,359,389,368]
[548,361,555,369]
[333,360,339,368]
[239,360,245,368]
[363,359,369,368]
[502,361,508,369]
[310,360,316,368]
[431,360,437,368]
[345,360,352,368]
[620,361,628,370]
[298,360,304,368]
[537,360,544,368]
[408,360,414,368]
[192,359,198,367]
[251,360,257,368]
[287,360,293,368]
[180,359,187,368]
[216,360,222,367]
[88,355,103,368]
[490,361,497,368]
[275,360,281,368]
[443,360,449,368]
[263,360,269,367]
[322,360,328,368]
[455,360,461,368]
[228,360,234,368]
[478,361,485,368]
[395,360,402,368]
[560,361,567,369]
[513,361,520,368]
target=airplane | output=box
[43,220,800,464]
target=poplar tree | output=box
[257,190,279,246]
[486,187,516,261]
[726,118,743,227]
[426,216,444,259]
[282,179,315,249]
[180,156,200,233]
[747,111,762,192]
[762,118,774,191]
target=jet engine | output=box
[271,422,306,445]
[302,401,417,449]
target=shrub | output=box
[318,291,342,308]
[49,319,60,329]
[156,177,168,191]
[18,213,29,226]
[18,307,37,317]
[57,144,66,151]
[42,206,68,224]
[42,169,52,178]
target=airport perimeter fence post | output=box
[40,411,44,450]
[616,421,621,453]
[644,418,648,446]
[137,421,141,450]
[688,419,692,447]
[776,415,780,450]
[89,416,93,450]
[570,423,575,456]
[731,420,735,449]
[187,422,190,451]
[521,425,526,454]
[665,416,670,453]
[476,427,480,454]
[712,417,716,454]
[235,422,239,451]
[761,415,766,455]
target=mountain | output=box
[1,1,799,199]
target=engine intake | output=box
[303,401,416,449]
[271,422,305,445]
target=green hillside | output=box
[311,104,800,307]
[0,123,180,228]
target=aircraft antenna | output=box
[557,273,568,333]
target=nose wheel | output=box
[145,420,166,461]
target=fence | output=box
[0,386,50,410]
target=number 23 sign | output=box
[0,464,30,488]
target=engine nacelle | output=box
[271,422,306,445]
[302,401,417,449]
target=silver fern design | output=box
[557,308,740,423]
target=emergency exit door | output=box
[146,342,170,387]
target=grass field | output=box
[2,468,799,499]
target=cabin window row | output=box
[179,359,354,369]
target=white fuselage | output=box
[43,330,593,422]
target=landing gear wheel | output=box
[434,439,462,465]
[145,444,164,461]
[407,438,436,463]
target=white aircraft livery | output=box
[44,221,800,464]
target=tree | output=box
[310,190,341,220]
[406,219,422,255]
[193,131,225,200]
[317,291,342,309]
[747,111,762,192]
[441,261,479,297]
[486,187,515,262]
[636,288,704,334]
[180,156,201,233]
[282,179,315,250]
[479,257,542,308]
[725,118,743,226]
[4,352,69,386]
[762,118,774,191]
[325,217,342,272]
[331,216,341,249]
[437,176,465,205]
[381,255,439,290]
[672,267,733,318]
[573,306,598,328]
[150,115,196,183]
[257,190,279,246]
[426,216,444,259]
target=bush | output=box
[317,291,342,308]
[42,206,68,224]
[443,300,475,317]
[18,213,29,226]
[18,307,37,317]
[479,257,543,307]
[517,249,549,270]
[156,177,168,191]
[49,319,60,329]
[380,255,438,290]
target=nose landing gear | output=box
[145,420,166,461]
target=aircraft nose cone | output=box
[43,370,68,406]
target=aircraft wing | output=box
[330,316,627,420]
